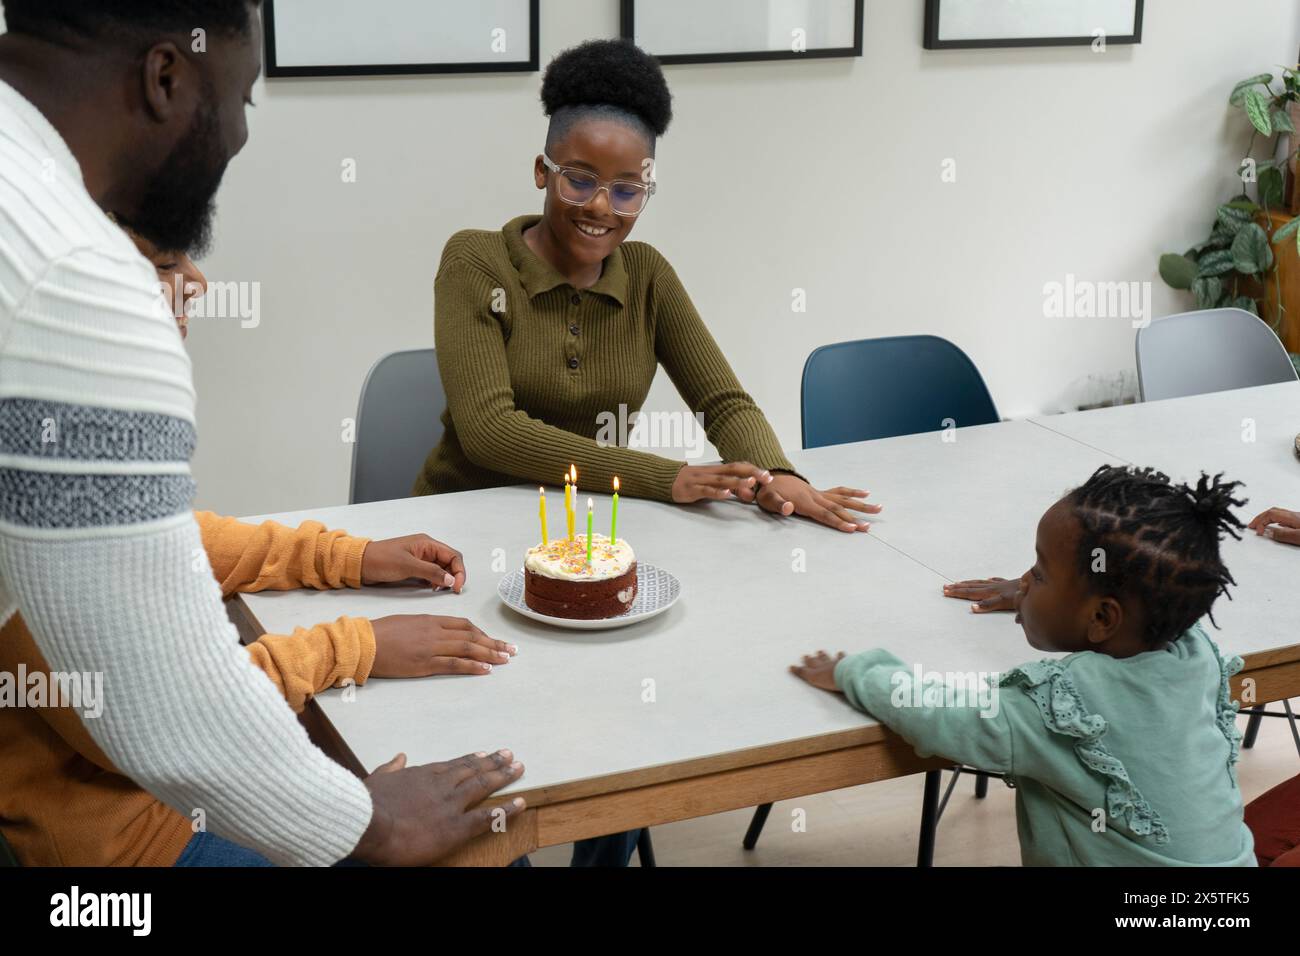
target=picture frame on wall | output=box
[263,0,539,77]
[620,0,864,65]
[924,0,1144,50]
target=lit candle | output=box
[538,486,548,545]
[610,476,620,543]
[564,471,573,541]
[568,464,578,542]
[586,497,594,565]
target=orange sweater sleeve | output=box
[245,617,378,714]
[194,511,370,597]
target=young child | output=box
[792,464,1257,866]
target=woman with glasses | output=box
[414,38,879,536]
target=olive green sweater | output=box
[415,215,796,501]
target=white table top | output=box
[240,384,1300,796]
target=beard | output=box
[118,97,229,258]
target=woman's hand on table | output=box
[370,615,516,678]
[756,475,880,533]
[356,749,525,866]
[672,462,774,503]
[942,577,1021,612]
[790,651,846,693]
[362,534,466,592]
[1247,507,1300,546]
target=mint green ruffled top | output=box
[833,624,1256,866]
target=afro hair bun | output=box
[541,39,673,137]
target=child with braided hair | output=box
[792,465,1257,866]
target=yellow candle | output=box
[568,464,578,541]
[610,476,620,543]
[586,497,594,565]
[564,472,573,541]
[538,486,548,545]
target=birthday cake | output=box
[524,534,638,620]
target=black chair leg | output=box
[1243,708,1265,749]
[742,803,773,850]
[636,829,656,867]
[916,770,942,868]
[974,772,990,799]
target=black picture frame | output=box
[620,0,864,65]
[923,0,1143,50]
[263,0,540,78]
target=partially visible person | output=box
[0,0,523,867]
[793,466,1257,866]
[1247,506,1300,546]
[0,513,516,866]
[1245,774,1300,866]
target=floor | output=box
[530,702,1299,866]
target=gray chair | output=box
[1137,308,1300,760]
[349,349,446,505]
[1135,307,1298,402]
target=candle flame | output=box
[570,464,577,483]
[613,476,620,492]
[587,497,593,509]
[539,486,545,495]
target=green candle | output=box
[610,476,620,543]
[586,497,594,565]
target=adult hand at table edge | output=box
[1247,507,1300,546]
[942,577,1021,612]
[790,650,846,693]
[756,475,879,533]
[353,749,525,866]
[362,534,467,592]
[672,462,773,504]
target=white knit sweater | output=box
[0,78,373,866]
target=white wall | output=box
[6,1,1298,516]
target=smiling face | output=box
[532,118,654,271]
[127,229,208,340]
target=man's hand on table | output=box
[941,576,1022,612]
[1248,507,1300,546]
[371,615,516,677]
[355,750,526,866]
[362,534,467,592]
[790,651,846,693]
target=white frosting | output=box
[525,534,635,581]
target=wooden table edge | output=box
[233,594,1300,866]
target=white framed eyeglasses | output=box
[542,153,657,217]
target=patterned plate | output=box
[497,562,681,631]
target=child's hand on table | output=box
[1247,507,1300,546]
[790,651,846,693]
[371,615,516,677]
[362,534,467,592]
[942,576,1021,612]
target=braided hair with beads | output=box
[1067,465,1247,647]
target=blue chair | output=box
[743,335,1002,866]
[800,335,1000,449]
[349,349,446,505]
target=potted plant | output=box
[1159,63,1300,375]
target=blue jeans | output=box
[177,828,643,867]
[174,831,366,867]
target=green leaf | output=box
[1217,203,1254,235]
[1193,276,1224,309]
[1273,108,1297,133]
[1195,249,1236,277]
[1230,73,1275,105]
[1159,253,1198,289]
[1232,296,1260,316]
[1231,222,1274,274]
[1260,166,1286,207]
[1272,216,1300,245]
[1244,90,1274,135]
